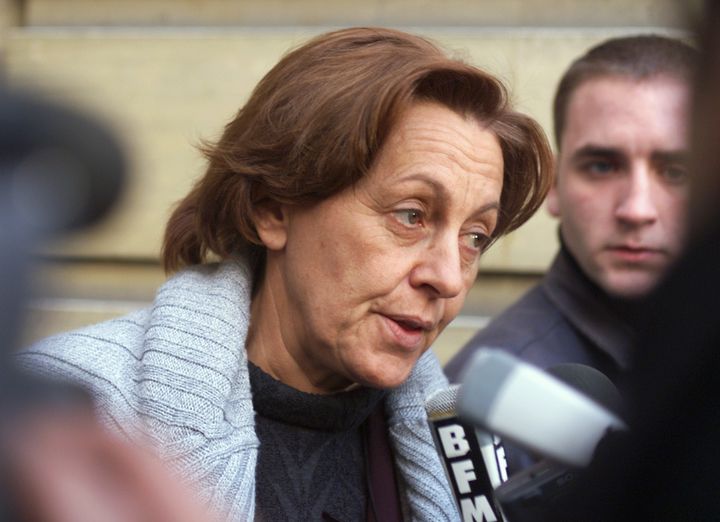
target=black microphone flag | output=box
[426,385,507,522]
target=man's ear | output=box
[546,183,561,217]
[546,161,561,217]
[252,199,289,251]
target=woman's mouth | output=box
[381,314,432,350]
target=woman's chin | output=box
[352,362,415,390]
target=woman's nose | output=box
[408,235,466,298]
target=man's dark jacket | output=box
[444,248,636,384]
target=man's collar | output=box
[542,244,638,370]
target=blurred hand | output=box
[2,409,217,522]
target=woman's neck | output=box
[246,277,352,394]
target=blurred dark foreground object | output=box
[538,219,720,522]
[0,89,126,363]
[0,89,225,522]
[0,88,126,521]
[519,2,720,520]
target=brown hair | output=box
[554,34,698,148]
[163,27,553,280]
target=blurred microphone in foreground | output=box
[0,89,126,375]
[456,349,627,521]
[0,89,216,522]
[459,350,626,469]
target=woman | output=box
[19,27,553,520]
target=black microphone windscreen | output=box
[0,89,126,235]
[545,363,624,419]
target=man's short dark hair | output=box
[553,34,698,148]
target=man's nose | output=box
[615,166,659,226]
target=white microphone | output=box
[457,349,626,468]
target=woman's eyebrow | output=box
[397,173,500,214]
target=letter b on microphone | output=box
[439,424,470,458]
[439,425,478,494]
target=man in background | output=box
[446,34,697,384]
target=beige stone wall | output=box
[4,0,688,360]
[23,0,685,27]
[6,27,687,268]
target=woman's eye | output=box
[394,208,424,226]
[462,232,490,254]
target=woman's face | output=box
[253,101,504,392]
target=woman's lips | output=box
[381,314,429,350]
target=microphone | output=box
[0,89,126,236]
[0,88,127,362]
[457,350,627,521]
[457,349,626,468]
[544,363,624,422]
[0,88,126,521]
[425,384,507,522]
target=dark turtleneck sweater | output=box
[248,362,387,522]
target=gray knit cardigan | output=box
[18,258,459,521]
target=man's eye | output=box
[661,163,689,184]
[582,160,617,175]
[394,209,423,226]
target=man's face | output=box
[548,76,690,298]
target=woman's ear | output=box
[252,199,289,251]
